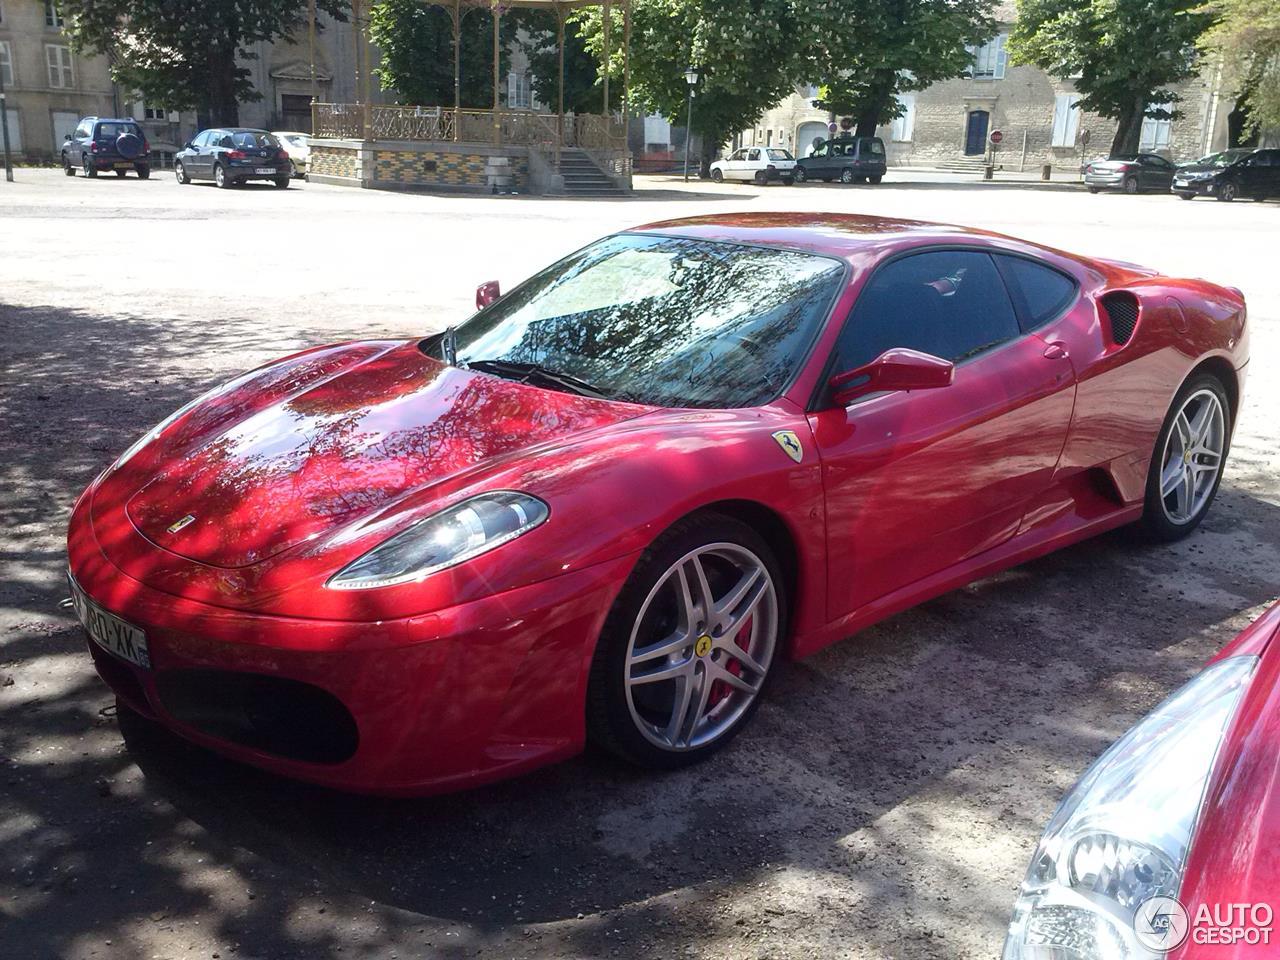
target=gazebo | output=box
[305,0,633,195]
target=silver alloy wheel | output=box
[1159,388,1226,525]
[175,161,186,184]
[215,165,225,188]
[623,543,778,751]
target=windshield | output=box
[1196,150,1249,166]
[767,149,794,161]
[232,131,281,149]
[439,234,844,408]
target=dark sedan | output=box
[1172,147,1280,201]
[175,129,292,189]
[1082,153,1177,194]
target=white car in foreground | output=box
[710,147,796,185]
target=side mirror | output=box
[184,141,194,150]
[828,347,954,406]
[64,133,73,141]
[475,280,501,309]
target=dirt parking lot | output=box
[1,169,1277,960]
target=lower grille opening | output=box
[89,642,153,714]
[155,670,358,765]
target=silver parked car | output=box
[273,131,311,179]
[1082,153,1177,194]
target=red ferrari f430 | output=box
[67,214,1249,793]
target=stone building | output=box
[739,4,1240,170]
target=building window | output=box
[970,33,1008,80]
[46,44,73,88]
[890,93,916,141]
[1050,93,1080,147]
[507,71,531,109]
[1139,102,1172,151]
[0,41,13,88]
[45,0,63,26]
[143,104,167,120]
[2,106,20,150]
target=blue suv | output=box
[61,117,151,179]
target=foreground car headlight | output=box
[327,491,549,590]
[1004,656,1257,960]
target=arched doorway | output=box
[796,121,829,157]
[964,110,990,155]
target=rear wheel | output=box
[274,176,290,189]
[753,170,768,185]
[214,163,231,189]
[869,175,883,184]
[839,167,855,184]
[793,167,807,183]
[290,160,299,179]
[1123,176,1138,194]
[83,155,97,178]
[137,165,150,180]
[1138,374,1231,541]
[586,513,785,768]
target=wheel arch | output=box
[1185,354,1240,427]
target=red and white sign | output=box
[990,130,1004,144]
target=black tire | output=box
[840,167,855,184]
[1217,181,1237,202]
[63,154,76,176]
[1087,186,1100,194]
[793,167,807,183]
[1123,176,1138,195]
[116,169,127,178]
[868,175,882,184]
[290,160,299,179]
[1177,192,1194,200]
[1137,373,1232,542]
[274,176,290,189]
[175,161,189,184]
[711,168,723,183]
[214,163,232,189]
[586,512,787,769]
[754,170,767,185]
[84,155,97,178]
[137,165,150,180]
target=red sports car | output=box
[66,213,1249,794]
[1004,600,1280,960]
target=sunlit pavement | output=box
[1,168,1277,960]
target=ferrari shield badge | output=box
[166,514,196,534]
[771,430,804,464]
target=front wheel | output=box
[1217,181,1237,202]
[710,168,723,183]
[793,167,807,183]
[586,513,785,768]
[1177,192,1194,200]
[1138,374,1231,541]
[839,167,855,184]
[175,161,189,185]
[63,154,76,176]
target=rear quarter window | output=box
[996,255,1079,331]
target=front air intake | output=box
[1101,292,1140,345]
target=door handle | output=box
[1042,341,1070,360]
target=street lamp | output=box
[683,65,698,182]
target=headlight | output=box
[1004,655,1257,960]
[326,491,549,590]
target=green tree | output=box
[525,15,612,115]
[799,0,996,137]
[578,0,803,176]
[60,0,347,126]
[369,0,518,107]
[1009,0,1212,156]
[1199,0,1280,138]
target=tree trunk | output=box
[699,133,717,179]
[208,47,240,127]
[1109,95,1145,157]
[855,71,895,138]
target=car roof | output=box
[627,212,1078,266]
[92,118,139,124]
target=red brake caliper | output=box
[708,615,752,708]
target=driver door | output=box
[807,249,1077,620]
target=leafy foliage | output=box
[60,0,347,125]
[1009,0,1212,154]
[1199,0,1280,137]
[577,0,802,174]
[369,0,517,107]
[797,0,996,136]
[524,14,615,115]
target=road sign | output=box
[990,130,1004,144]
[828,122,838,134]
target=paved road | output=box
[2,169,1277,960]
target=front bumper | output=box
[69,534,637,795]
[1172,177,1218,196]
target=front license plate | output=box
[254,167,275,175]
[69,577,151,669]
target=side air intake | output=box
[1101,291,1140,345]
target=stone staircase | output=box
[553,148,627,197]
[933,156,990,173]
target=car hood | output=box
[113,340,651,569]
[1175,163,1226,176]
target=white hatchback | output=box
[710,146,796,184]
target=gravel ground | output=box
[1,169,1277,960]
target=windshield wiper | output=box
[464,358,611,400]
[440,327,458,366]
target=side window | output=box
[810,144,828,158]
[832,250,1021,373]
[747,148,760,161]
[994,255,1079,331]
[731,149,746,161]
[74,121,89,138]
